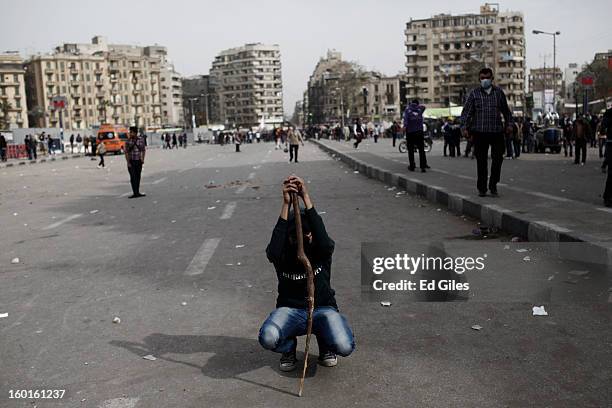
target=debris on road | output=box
[380,301,392,307]
[471,325,483,331]
[112,316,121,324]
[516,248,528,253]
[0,313,8,318]
[171,220,177,223]
[207,206,216,210]
[89,210,99,214]
[142,354,157,361]
[11,257,20,264]
[235,244,245,248]
[532,306,548,316]
[13,212,18,216]
[181,302,187,306]
[547,275,554,281]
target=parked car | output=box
[534,126,562,153]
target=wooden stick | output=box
[291,192,315,397]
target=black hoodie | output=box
[265,207,337,310]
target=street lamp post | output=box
[533,30,561,113]
[188,97,198,130]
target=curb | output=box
[311,139,612,263]
[0,154,83,169]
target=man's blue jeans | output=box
[258,306,355,357]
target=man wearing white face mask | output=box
[460,68,513,197]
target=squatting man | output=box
[258,175,355,371]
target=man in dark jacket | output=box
[403,99,429,172]
[460,68,513,197]
[259,175,355,372]
[601,107,612,207]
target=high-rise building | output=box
[24,36,182,130]
[0,52,29,129]
[563,63,581,103]
[528,67,563,94]
[210,43,283,128]
[404,4,525,114]
[144,46,184,127]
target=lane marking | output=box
[42,214,82,230]
[236,184,248,194]
[220,201,237,219]
[152,177,167,185]
[185,238,221,276]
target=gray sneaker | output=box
[318,351,338,367]
[279,352,297,372]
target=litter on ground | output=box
[532,306,548,316]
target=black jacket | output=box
[266,207,337,309]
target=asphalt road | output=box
[1,142,611,408]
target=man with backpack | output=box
[403,99,429,172]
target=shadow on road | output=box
[110,333,317,397]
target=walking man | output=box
[124,126,146,198]
[404,99,429,172]
[97,139,106,168]
[353,118,365,149]
[69,134,75,153]
[0,133,6,162]
[288,126,304,163]
[460,68,513,197]
[600,107,612,207]
[258,175,355,371]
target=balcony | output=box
[70,68,79,74]
[73,105,82,110]
[44,68,55,74]
[96,92,106,98]
[95,80,104,86]
[94,68,104,74]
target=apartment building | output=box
[528,67,563,93]
[404,4,525,114]
[144,45,184,127]
[25,36,171,130]
[210,43,283,128]
[0,52,28,129]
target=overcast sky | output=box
[2,0,610,116]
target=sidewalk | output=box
[0,151,85,168]
[311,138,612,263]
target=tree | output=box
[575,57,612,110]
[0,100,12,130]
[28,106,45,128]
[99,100,112,124]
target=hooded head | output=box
[287,209,313,253]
